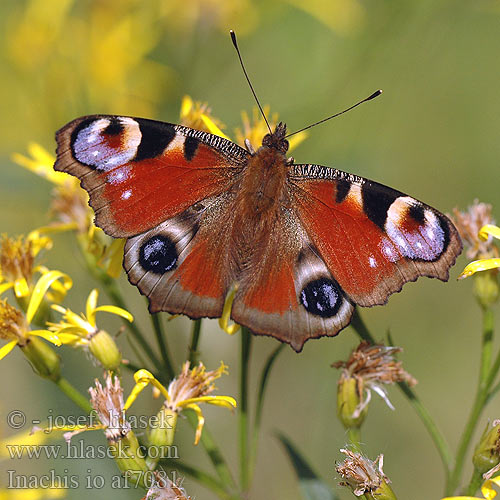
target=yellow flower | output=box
[125,362,236,445]
[442,475,500,500]
[0,233,56,298]
[459,225,500,279]
[180,95,229,139]
[0,299,61,380]
[49,289,131,370]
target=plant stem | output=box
[55,377,92,413]
[350,310,453,474]
[479,308,494,387]
[239,327,252,493]
[161,459,234,500]
[249,343,285,482]
[465,469,484,496]
[189,319,202,366]
[447,306,496,495]
[185,412,237,491]
[150,311,174,380]
[348,427,362,453]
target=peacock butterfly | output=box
[53,37,462,352]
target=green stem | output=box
[348,427,362,453]
[55,377,92,413]
[185,412,237,491]
[447,306,496,495]
[249,343,285,483]
[189,319,202,366]
[465,469,484,496]
[160,459,234,500]
[480,308,494,387]
[351,311,453,474]
[239,327,252,493]
[150,311,174,380]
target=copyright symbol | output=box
[7,410,26,429]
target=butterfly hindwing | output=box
[55,115,248,237]
[124,192,238,318]
[289,164,462,306]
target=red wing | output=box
[124,192,237,318]
[230,208,355,352]
[55,115,248,237]
[289,164,462,306]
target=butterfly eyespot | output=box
[300,278,341,318]
[139,234,178,275]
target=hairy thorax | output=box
[230,146,290,275]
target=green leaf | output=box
[277,433,339,500]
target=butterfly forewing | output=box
[55,115,248,237]
[289,163,462,306]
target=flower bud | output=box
[473,271,499,309]
[473,420,500,475]
[109,430,149,489]
[88,329,122,371]
[337,375,367,429]
[21,336,60,381]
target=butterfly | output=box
[54,109,462,352]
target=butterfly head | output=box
[262,122,289,155]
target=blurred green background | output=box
[1,1,499,499]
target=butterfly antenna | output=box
[230,30,272,135]
[285,89,383,138]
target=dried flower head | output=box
[333,342,417,419]
[144,474,191,500]
[125,363,236,445]
[89,373,130,442]
[0,299,28,345]
[50,181,91,234]
[0,235,36,290]
[336,449,391,497]
[451,200,498,260]
[166,361,227,410]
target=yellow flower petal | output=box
[86,289,99,326]
[27,271,72,324]
[458,259,500,279]
[94,305,134,323]
[482,476,500,500]
[124,369,170,410]
[180,95,193,118]
[0,282,14,295]
[441,475,500,500]
[201,114,231,140]
[288,130,308,152]
[179,395,237,410]
[219,285,240,335]
[184,402,205,445]
[13,278,30,298]
[30,330,62,346]
[479,225,500,242]
[0,340,18,360]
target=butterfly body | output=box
[54,114,462,351]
